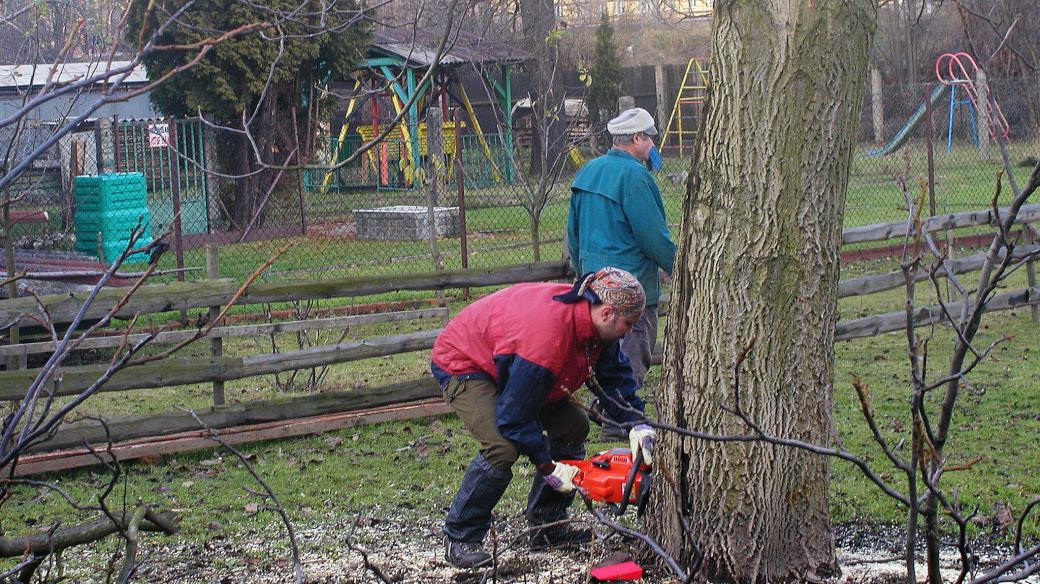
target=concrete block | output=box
[354,205,460,241]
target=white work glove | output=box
[629,424,657,465]
[542,461,580,493]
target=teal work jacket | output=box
[567,149,676,306]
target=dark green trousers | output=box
[442,376,589,471]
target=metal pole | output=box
[454,108,469,301]
[167,117,185,279]
[207,244,226,405]
[112,114,121,172]
[167,117,187,325]
[924,84,937,217]
[94,120,105,173]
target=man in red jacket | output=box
[431,267,657,568]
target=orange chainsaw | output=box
[561,447,652,516]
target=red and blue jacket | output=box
[431,282,644,466]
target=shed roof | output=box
[0,61,148,90]
[370,27,529,67]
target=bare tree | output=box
[519,0,568,179]
[0,1,453,580]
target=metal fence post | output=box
[167,117,187,324]
[426,106,446,309]
[207,244,226,405]
[94,119,105,174]
[924,84,937,218]
[454,108,470,300]
[112,114,121,172]
[167,117,185,279]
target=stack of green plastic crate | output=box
[73,173,153,263]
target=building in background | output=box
[556,0,713,25]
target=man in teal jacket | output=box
[566,107,676,434]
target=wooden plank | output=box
[0,262,569,328]
[837,244,1040,298]
[835,286,1040,341]
[841,203,1040,245]
[9,399,451,476]
[0,308,448,359]
[23,377,442,452]
[0,330,441,400]
[10,210,49,224]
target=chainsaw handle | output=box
[614,447,644,516]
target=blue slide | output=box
[867,84,948,157]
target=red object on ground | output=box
[590,560,643,581]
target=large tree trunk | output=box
[648,3,876,582]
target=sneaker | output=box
[529,524,595,550]
[444,537,492,568]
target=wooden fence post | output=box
[207,244,225,405]
[870,66,884,146]
[976,69,991,161]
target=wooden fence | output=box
[3,202,1039,474]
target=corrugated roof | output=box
[370,28,529,67]
[0,61,148,90]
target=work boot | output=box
[443,453,513,544]
[445,536,492,568]
[590,399,629,442]
[529,523,595,551]
[599,423,628,442]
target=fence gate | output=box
[115,118,209,240]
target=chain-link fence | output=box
[2,77,1037,300]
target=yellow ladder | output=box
[661,59,709,158]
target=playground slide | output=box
[867,84,947,157]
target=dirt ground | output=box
[51,511,1037,584]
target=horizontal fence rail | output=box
[0,330,440,400]
[836,286,1040,341]
[837,243,1040,298]
[24,378,443,454]
[0,308,447,359]
[0,262,570,328]
[841,203,1040,245]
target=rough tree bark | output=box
[648,2,876,582]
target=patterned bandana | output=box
[555,267,645,316]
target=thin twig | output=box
[184,409,304,584]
